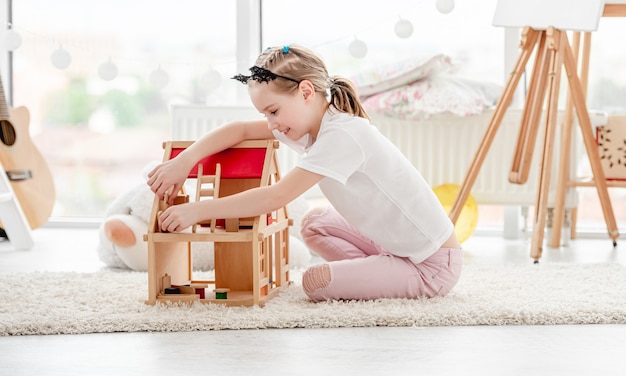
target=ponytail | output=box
[329,76,370,121]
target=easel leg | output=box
[450,28,541,223]
[530,28,566,261]
[549,70,577,245]
[561,34,619,246]
[551,31,591,246]
[509,32,550,184]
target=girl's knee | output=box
[301,206,328,226]
[300,206,328,238]
[302,264,331,301]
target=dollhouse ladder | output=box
[0,160,33,249]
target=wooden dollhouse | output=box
[144,139,291,307]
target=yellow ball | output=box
[433,184,478,243]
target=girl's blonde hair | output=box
[254,45,370,120]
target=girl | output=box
[147,44,463,302]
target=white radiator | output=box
[171,105,606,209]
[372,109,606,208]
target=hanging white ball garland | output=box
[149,66,169,89]
[343,1,456,57]
[202,68,222,92]
[436,0,455,14]
[349,37,367,59]
[394,18,414,39]
[51,46,72,70]
[34,3,457,82]
[98,59,118,81]
[5,29,22,51]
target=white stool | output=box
[0,161,33,250]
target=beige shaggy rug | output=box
[1,262,626,336]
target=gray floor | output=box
[1,227,626,376]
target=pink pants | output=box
[300,206,463,302]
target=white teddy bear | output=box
[97,163,313,271]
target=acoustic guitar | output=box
[0,74,55,230]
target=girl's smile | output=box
[248,78,324,141]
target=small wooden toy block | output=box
[144,140,291,307]
[214,288,230,299]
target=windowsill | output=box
[41,217,625,241]
[43,217,102,229]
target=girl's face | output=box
[248,81,320,141]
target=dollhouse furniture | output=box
[144,139,291,307]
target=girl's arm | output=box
[158,167,323,233]
[147,119,273,203]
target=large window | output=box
[10,0,238,218]
[8,0,506,221]
[5,0,626,234]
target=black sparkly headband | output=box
[232,66,301,85]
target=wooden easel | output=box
[449,25,619,262]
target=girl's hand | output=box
[147,159,189,204]
[158,203,199,233]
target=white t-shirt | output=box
[273,108,454,263]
